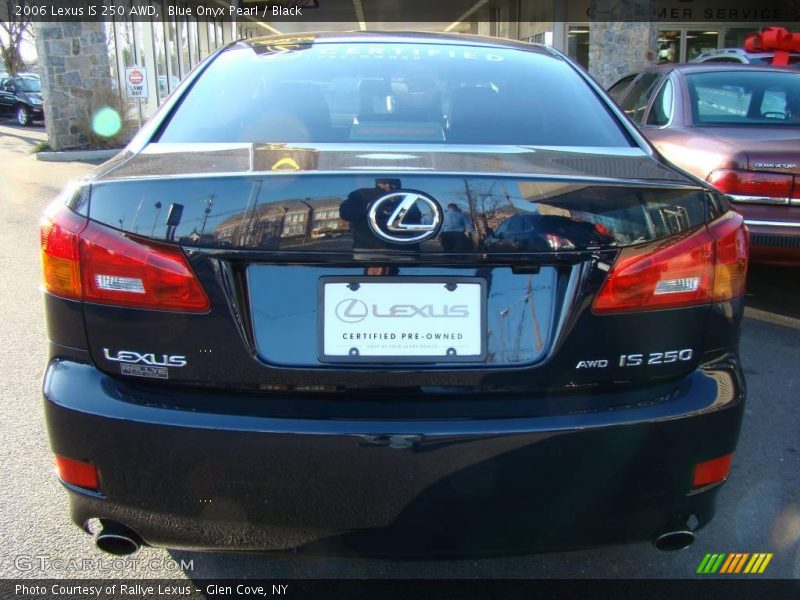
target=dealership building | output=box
[33,0,798,149]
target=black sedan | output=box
[0,74,43,126]
[40,32,748,557]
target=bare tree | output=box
[0,1,33,75]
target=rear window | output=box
[158,40,632,147]
[686,70,800,126]
[607,74,636,102]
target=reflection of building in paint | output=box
[311,198,348,238]
[212,197,346,248]
[283,208,309,238]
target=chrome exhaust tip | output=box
[95,520,141,556]
[653,526,695,551]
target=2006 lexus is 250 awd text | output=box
[40,33,749,556]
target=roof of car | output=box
[1,73,39,80]
[695,48,800,58]
[236,30,557,55]
[638,62,799,75]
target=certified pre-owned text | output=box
[343,332,464,340]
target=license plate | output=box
[319,277,486,363]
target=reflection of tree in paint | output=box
[462,180,517,241]
[494,276,549,363]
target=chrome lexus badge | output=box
[367,192,442,244]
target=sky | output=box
[0,26,37,64]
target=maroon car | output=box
[609,64,800,266]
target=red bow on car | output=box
[745,26,800,66]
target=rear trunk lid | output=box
[81,145,714,396]
[90,144,700,253]
[695,127,800,175]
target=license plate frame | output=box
[318,276,487,364]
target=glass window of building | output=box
[686,30,719,62]
[178,17,191,78]
[132,20,149,66]
[658,30,681,63]
[208,19,217,48]
[189,19,200,66]
[152,21,169,103]
[567,25,590,69]
[114,20,138,121]
[166,17,180,91]
[724,27,761,49]
[118,20,136,68]
[658,30,681,64]
[105,22,119,96]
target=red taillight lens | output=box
[40,202,209,312]
[692,453,733,488]
[593,228,714,313]
[80,221,209,312]
[40,204,87,300]
[707,169,793,199]
[55,454,100,491]
[593,212,748,314]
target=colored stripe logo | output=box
[697,553,773,574]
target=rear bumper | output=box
[43,358,745,556]
[742,215,800,266]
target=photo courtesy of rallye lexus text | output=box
[40,32,749,557]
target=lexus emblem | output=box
[368,192,442,244]
[335,299,369,323]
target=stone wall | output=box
[588,0,658,89]
[589,21,659,89]
[34,22,113,150]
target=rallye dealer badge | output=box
[103,348,187,379]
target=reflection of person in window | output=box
[439,203,474,251]
[339,178,401,250]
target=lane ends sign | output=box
[125,67,149,99]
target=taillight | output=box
[40,203,86,299]
[80,221,210,312]
[593,212,748,314]
[40,203,209,312]
[707,169,796,202]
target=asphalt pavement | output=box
[0,120,797,580]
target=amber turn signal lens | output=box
[40,205,86,300]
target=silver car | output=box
[692,48,800,69]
